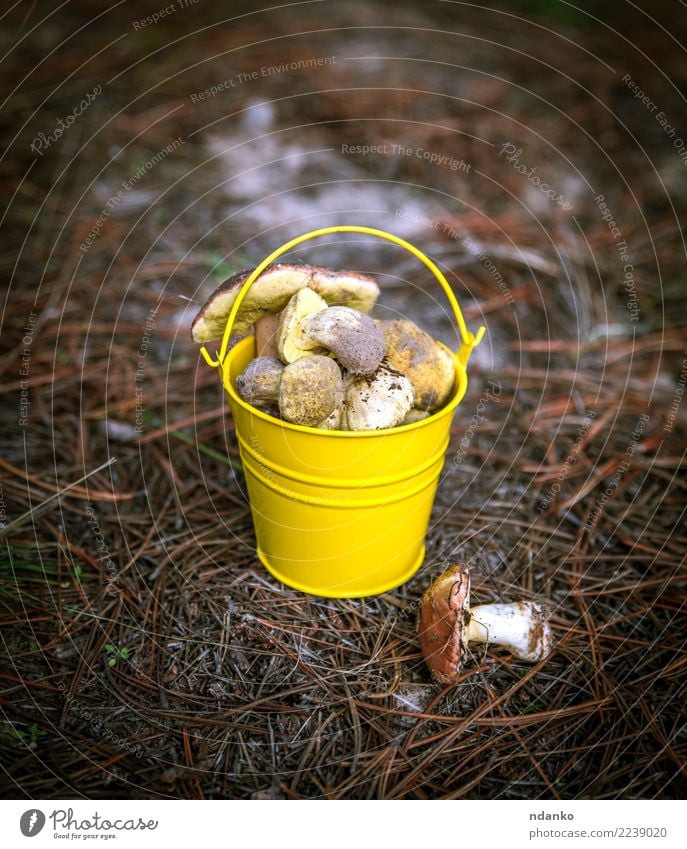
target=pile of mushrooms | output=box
[192,263,457,430]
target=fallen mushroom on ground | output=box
[417,563,553,685]
[192,262,460,431]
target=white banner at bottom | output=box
[1,799,685,849]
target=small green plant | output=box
[61,562,83,588]
[12,723,47,748]
[104,644,130,667]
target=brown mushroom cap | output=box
[380,319,455,411]
[191,263,380,343]
[235,357,284,408]
[417,564,470,685]
[304,307,385,374]
[279,356,344,427]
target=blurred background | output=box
[1,0,685,799]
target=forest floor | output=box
[0,0,685,798]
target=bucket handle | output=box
[200,225,485,369]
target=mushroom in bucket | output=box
[192,263,380,351]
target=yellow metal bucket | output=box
[200,226,485,598]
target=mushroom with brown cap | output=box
[279,356,344,427]
[236,355,343,428]
[380,319,455,412]
[418,563,553,685]
[278,290,385,374]
[343,364,414,430]
[191,263,380,344]
[235,357,284,409]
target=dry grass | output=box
[0,0,686,799]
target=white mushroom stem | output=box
[466,601,551,662]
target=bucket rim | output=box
[222,335,469,438]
